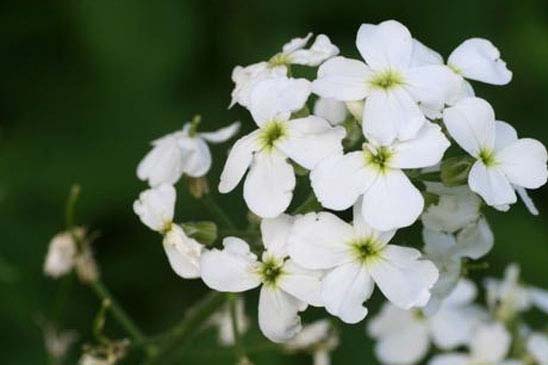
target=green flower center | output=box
[259,121,287,150]
[479,148,497,167]
[370,70,404,90]
[259,257,285,287]
[351,237,383,264]
[448,63,462,75]
[269,53,290,67]
[364,145,393,172]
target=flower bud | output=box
[345,101,364,121]
[440,156,474,187]
[181,221,218,245]
[187,176,210,199]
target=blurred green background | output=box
[1,0,547,364]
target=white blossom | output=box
[311,122,449,230]
[231,34,339,108]
[44,231,78,278]
[133,184,203,279]
[443,97,548,213]
[219,76,345,218]
[313,97,348,126]
[137,121,240,187]
[208,297,249,346]
[527,333,548,365]
[284,319,339,365]
[42,323,78,360]
[428,322,521,365]
[200,215,323,343]
[313,20,457,145]
[368,280,486,365]
[288,204,438,324]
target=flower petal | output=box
[178,137,212,177]
[369,245,439,309]
[374,319,430,365]
[137,134,184,187]
[497,138,548,189]
[529,287,548,314]
[429,305,484,350]
[468,161,516,207]
[410,39,443,67]
[321,262,374,323]
[516,186,539,215]
[527,333,548,365]
[356,20,413,70]
[133,184,176,232]
[260,214,294,259]
[494,120,518,151]
[277,115,345,169]
[455,218,494,259]
[389,122,450,169]
[199,121,241,143]
[310,152,378,211]
[312,56,372,101]
[290,34,339,66]
[313,97,348,126]
[200,237,261,292]
[361,170,424,230]
[470,323,511,363]
[405,65,460,107]
[278,259,323,306]
[258,285,305,343]
[428,354,471,365]
[363,88,426,145]
[218,131,261,193]
[288,212,354,270]
[448,38,512,85]
[442,97,496,156]
[163,225,203,279]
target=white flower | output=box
[200,215,323,343]
[311,121,449,230]
[368,280,486,365]
[421,183,482,233]
[137,120,240,187]
[42,324,78,359]
[231,34,339,108]
[313,20,457,145]
[288,205,438,324]
[428,322,521,365]
[219,76,346,218]
[423,222,493,308]
[485,264,548,321]
[284,319,339,365]
[44,230,81,278]
[443,97,548,213]
[209,297,249,346]
[527,333,548,365]
[313,97,348,126]
[133,184,203,279]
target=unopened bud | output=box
[440,156,474,187]
[181,221,218,245]
[187,176,210,199]
[345,101,364,122]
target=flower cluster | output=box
[128,20,548,357]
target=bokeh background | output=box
[1,0,547,364]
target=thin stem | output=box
[65,184,81,230]
[90,280,147,346]
[292,191,317,214]
[201,193,237,230]
[229,294,246,363]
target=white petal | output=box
[448,38,512,85]
[405,65,460,107]
[43,232,77,278]
[288,212,354,270]
[290,34,339,66]
[258,286,304,343]
[352,198,396,244]
[447,78,476,105]
[243,151,296,218]
[361,170,424,230]
[470,323,511,362]
[313,97,348,125]
[527,333,548,365]
[442,97,496,156]
[494,120,518,151]
[278,259,323,306]
[284,319,333,350]
[367,302,417,338]
[133,184,176,232]
[249,77,311,126]
[260,214,294,259]
[163,225,203,279]
[218,131,261,193]
[443,278,478,307]
[137,134,184,187]
[282,33,312,53]
[516,186,539,215]
[497,138,548,189]
[277,115,345,169]
[230,62,287,108]
[428,354,471,365]
[374,319,430,365]
[356,20,413,70]
[310,152,378,211]
[429,305,483,350]
[529,287,548,314]
[321,262,374,323]
[468,161,516,207]
[199,121,241,143]
[369,245,439,309]
[200,237,261,292]
[410,39,444,67]
[363,88,426,145]
[178,137,212,177]
[312,56,371,101]
[455,218,494,259]
[390,122,450,169]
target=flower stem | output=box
[201,193,237,230]
[229,293,247,363]
[292,191,319,214]
[90,280,147,346]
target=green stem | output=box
[229,294,246,363]
[201,194,237,230]
[292,192,317,214]
[65,184,81,230]
[150,292,226,363]
[90,280,147,346]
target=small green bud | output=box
[441,156,474,187]
[291,105,310,119]
[345,101,364,122]
[181,221,218,245]
[423,191,440,208]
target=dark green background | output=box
[1,0,547,364]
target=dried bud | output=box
[187,176,209,199]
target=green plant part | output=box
[259,257,285,287]
[364,145,394,173]
[351,237,383,264]
[369,69,404,90]
[259,121,288,151]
